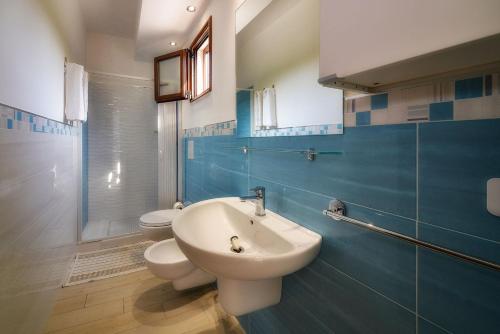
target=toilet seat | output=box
[144,239,216,290]
[139,209,180,227]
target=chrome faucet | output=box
[240,186,266,216]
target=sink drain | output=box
[230,236,243,253]
[230,246,244,253]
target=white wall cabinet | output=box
[319,0,500,92]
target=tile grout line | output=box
[415,122,420,333]
[418,220,500,244]
[318,257,416,317]
[321,255,452,334]
[249,173,416,223]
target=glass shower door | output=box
[82,73,158,241]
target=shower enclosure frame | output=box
[77,71,181,243]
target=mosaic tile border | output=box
[184,120,236,137]
[253,123,343,137]
[344,72,500,127]
[0,103,78,136]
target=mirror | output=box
[236,0,343,137]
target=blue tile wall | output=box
[236,90,251,137]
[419,119,500,263]
[248,125,417,227]
[356,111,371,126]
[429,101,453,121]
[183,119,500,333]
[184,135,249,202]
[455,77,483,100]
[371,93,388,110]
[418,249,500,333]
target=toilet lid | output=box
[139,209,181,227]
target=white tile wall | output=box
[0,129,78,333]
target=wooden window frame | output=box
[189,16,212,102]
[202,44,210,91]
[154,49,189,103]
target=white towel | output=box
[262,87,277,128]
[65,63,87,121]
[253,90,263,130]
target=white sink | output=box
[172,197,322,315]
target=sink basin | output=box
[173,197,321,315]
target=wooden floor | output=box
[44,269,245,334]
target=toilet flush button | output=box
[487,178,500,217]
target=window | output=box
[190,17,212,101]
[153,17,212,103]
[154,50,189,103]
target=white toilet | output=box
[144,238,216,290]
[139,209,180,241]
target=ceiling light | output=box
[170,41,177,46]
[186,5,196,12]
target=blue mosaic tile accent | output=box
[0,103,77,136]
[371,93,388,110]
[184,120,236,137]
[455,77,483,100]
[356,111,371,126]
[253,123,343,137]
[429,101,453,121]
[345,73,500,128]
[185,121,344,138]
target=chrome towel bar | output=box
[323,199,500,272]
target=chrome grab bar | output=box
[323,199,500,272]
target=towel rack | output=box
[224,146,343,161]
[323,199,500,272]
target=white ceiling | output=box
[78,0,140,39]
[136,0,206,59]
[77,0,206,60]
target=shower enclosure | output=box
[81,73,158,241]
